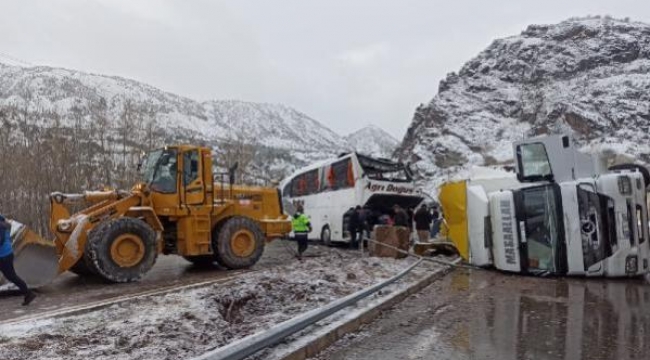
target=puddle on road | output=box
[429,270,650,360]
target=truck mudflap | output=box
[439,181,469,261]
[6,220,58,288]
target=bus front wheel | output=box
[321,226,332,246]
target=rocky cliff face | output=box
[395,16,650,193]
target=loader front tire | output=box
[213,217,265,269]
[87,218,158,283]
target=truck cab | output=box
[441,135,650,277]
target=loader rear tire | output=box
[87,218,158,283]
[213,217,265,269]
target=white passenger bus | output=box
[280,153,424,244]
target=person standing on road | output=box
[291,205,312,261]
[430,207,442,239]
[0,215,36,306]
[393,205,409,227]
[348,206,362,247]
[360,205,372,239]
[414,204,434,242]
[407,207,415,242]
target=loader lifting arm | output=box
[49,190,149,273]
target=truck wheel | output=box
[213,217,264,269]
[183,255,217,268]
[87,218,158,283]
[321,226,332,246]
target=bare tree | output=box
[214,126,261,185]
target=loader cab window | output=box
[142,148,179,194]
[183,150,200,186]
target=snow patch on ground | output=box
[0,252,426,360]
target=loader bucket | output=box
[7,221,58,288]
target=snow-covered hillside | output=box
[395,16,650,193]
[0,61,355,180]
[345,125,399,158]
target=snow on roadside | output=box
[0,283,17,291]
[0,252,427,360]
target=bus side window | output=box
[297,176,307,196]
[347,161,355,186]
[319,167,329,192]
[305,169,319,195]
[291,177,302,197]
[327,165,337,190]
[332,159,352,190]
[283,182,292,197]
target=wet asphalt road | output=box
[316,269,650,360]
[0,240,305,322]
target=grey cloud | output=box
[0,0,648,140]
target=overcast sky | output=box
[0,0,648,139]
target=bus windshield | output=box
[518,185,564,274]
[357,154,412,182]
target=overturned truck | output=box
[440,135,650,277]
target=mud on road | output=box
[315,269,650,360]
[0,240,314,322]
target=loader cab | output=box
[139,145,213,210]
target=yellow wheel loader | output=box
[7,145,292,285]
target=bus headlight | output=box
[618,176,632,195]
[625,255,638,274]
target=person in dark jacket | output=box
[292,205,312,260]
[414,204,434,242]
[430,206,442,238]
[348,206,362,246]
[360,205,372,239]
[392,205,409,227]
[0,215,36,306]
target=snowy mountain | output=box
[345,125,399,158]
[0,61,351,182]
[395,16,650,193]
